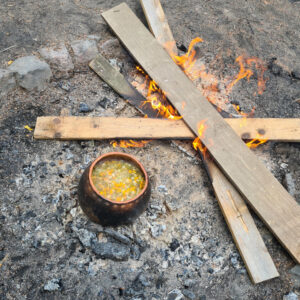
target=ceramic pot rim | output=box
[88,152,149,205]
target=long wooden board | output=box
[34,116,300,142]
[140,0,177,55]
[102,3,300,262]
[140,0,279,283]
[206,159,279,283]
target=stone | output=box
[8,56,52,91]
[150,223,166,238]
[130,244,141,260]
[283,292,298,300]
[0,69,16,97]
[103,228,131,245]
[290,265,300,287]
[79,102,92,113]
[71,39,98,64]
[134,273,151,287]
[182,290,196,300]
[290,265,300,277]
[98,97,113,109]
[91,241,130,261]
[39,43,74,71]
[157,185,168,194]
[75,228,97,248]
[44,279,62,291]
[100,38,127,59]
[167,289,184,300]
[169,239,180,251]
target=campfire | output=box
[32,0,300,286]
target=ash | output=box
[0,0,300,299]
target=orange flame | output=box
[226,55,267,95]
[130,38,268,150]
[192,120,209,157]
[135,66,182,120]
[111,140,150,148]
[246,135,267,149]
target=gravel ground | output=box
[0,0,300,299]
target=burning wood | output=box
[34,116,300,142]
[102,3,300,265]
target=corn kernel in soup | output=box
[91,159,145,202]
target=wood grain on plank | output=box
[140,0,177,55]
[141,0,279,282]
[102,3,300,262]
[34,117,300,142]
[206,159,279,283]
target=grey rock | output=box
[98,97,114,109]
[150,223,166,238]
[44,278,62,291]
[130,244,141,260]
[134,273,151,287]
[8,56,52,91]
[91,241,130,261]
[182,290,196,300]
[71,39,98,64]
[157,185,168,194]
[290,265,300,277]
[183,279,196,288]
[169,238,180,251]
[100,38,127,58]
[39,43,74,71]
[76,228,97,248]
[103,228,131,245]
[167,289,184,300]
[283,292,298,300]
[0,69,16,97]
[230,256,238,266]
[79,102,92,113]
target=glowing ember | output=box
[111,140,150,148]
[91,159,145,202]
[246,134,268,149]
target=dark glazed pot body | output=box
[78,152,151,226]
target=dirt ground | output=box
[0,0,300,299]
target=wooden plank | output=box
[141,0,278,283]
[34,116,300,142]
[89,53,158,118]
[206,158,279,283]
[102,3,300,263]
[140,0,177,55]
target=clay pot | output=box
[78,152,151,226]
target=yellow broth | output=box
[91,159,145,202]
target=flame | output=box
[135,66,182,120]
[128,38,268,150]
[111,140,150,148]
[226,55,267,95]
[245,134,267,149]
[192,120,209,157]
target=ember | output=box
[111,139,150,148]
